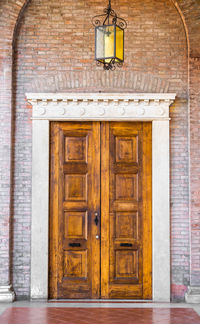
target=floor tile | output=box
[0,307,200,324]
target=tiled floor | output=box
[0,302,200,324]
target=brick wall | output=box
[170,98,190,300]
[3,0,200,302]
[11,0,189,300]
[0,0,28,290]
[190,57,200,287]
[175,0,200,58]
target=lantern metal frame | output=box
[94,24,124,65]
[92,0,127,71]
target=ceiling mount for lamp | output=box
[92,0,127,71]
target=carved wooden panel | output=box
[50,121,152,300]
[115,136,138,163]
[116,174,138,200]
[64,174,87,201]
[115,250,138,278]
[49,122,100,299]
[101,122,152,299]
[63,251,87,278]
[64,211,87,240]
[65,136,87,162]
[115,212,138,239]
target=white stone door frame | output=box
[27,92,176,302]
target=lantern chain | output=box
[92,0,127,29]
[92,0,127,71]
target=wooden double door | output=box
[49,121,152,299]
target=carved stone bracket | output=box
[26,93,176,121]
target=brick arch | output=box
[0,0,30,297]
[0,0,199,302]
[1,0,200,59]
[171,0,190,56]
[0,1,28,42]
[176,0,200,57]
[12,0,189,302]
[0,0,194,120]
[2,0,199,52]
[170,0,200,57]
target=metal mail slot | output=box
[120,243,132,247]
[69,243,81,247]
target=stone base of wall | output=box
[185,286,200,303]
[0,285,15,302]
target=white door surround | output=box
[26,92,176,302]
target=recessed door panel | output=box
[101,122,152,299]
[49,122,100,299]
[49,121,152,299]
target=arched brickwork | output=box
[176,0,200,57]
[13,0,189,300]
[0,0,200,301]
[0,0,29,291]
[3,0,200,52]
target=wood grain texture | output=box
[100,122,110,298]
[49,122,100,299]
[49,123,60,299]
[102,122,152,299]
[49,122,152,299]
[142,123,152,299]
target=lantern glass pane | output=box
[116,26,124,61]
[96,25,115,61]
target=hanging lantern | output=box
[92,0,127,71]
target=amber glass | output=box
[116,26,124,61]
[96,25,115,61]
[95,24,124,64]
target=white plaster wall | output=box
[31,120,49,299]
[152,120,170,301]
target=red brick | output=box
[0,0,200,301]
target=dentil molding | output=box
[26,93,176,120]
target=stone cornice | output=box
[26,93,176,121]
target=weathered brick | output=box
[0,0,200,301]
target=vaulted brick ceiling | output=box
[176,0,200,57]
[0,0,200,56]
